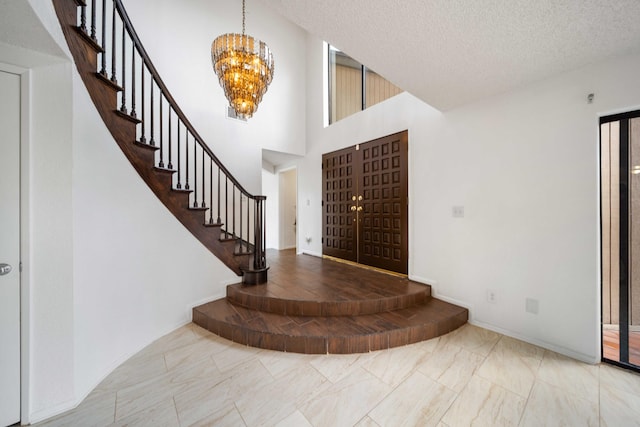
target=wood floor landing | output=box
[193,249,468,354]
[227,250,431,316]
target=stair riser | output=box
[193,306,468,354]
[226,288,431,316]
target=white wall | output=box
[299,34,640,363]
[123,0,307,195]
[28,62,76,420]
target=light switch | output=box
[452,206,464,218]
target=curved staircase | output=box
[53,0,468,354]
[53,0,268,283]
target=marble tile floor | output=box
[34,323,640,427]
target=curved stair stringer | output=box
[52,0,256,278]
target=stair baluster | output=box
[158,96,164,168]
[201,148,205,208]
[209,159,214,225]
[119,24,126,113]
[110,1,116,83]
[90,0,96,40]
[167,106,172,169]
[176,120,181,189]
[185,130,190,190]
[224,175,229,238]
[149,79,155,146]
[193,143,198,208]
[139,65,145,143]
[130,47,136,118]
[217,168,221,224]
[246,198,250,253]
[79,1,87,33]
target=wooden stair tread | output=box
[193,297,467,354]
[114,109,142,124]
[95,72,123,92]
[73,26,103,53]
[133,140,159,151]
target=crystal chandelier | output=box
[211,0,274,119]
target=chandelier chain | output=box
[242,0,246,35]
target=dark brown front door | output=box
[322,131,408,274]
[322,145,357,262]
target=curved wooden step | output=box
[193,297,468,354]
[227,253,431,316]
[193,249,468,354]
[52,0,250,276]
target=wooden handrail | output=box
[113,0,257,200]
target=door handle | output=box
[0,263,12,276]
[357,206,363,212]
[350,205,357,212]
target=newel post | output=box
[254,195,267,270]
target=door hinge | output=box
[19,262,23,273]
[321,237,324,244]
[321,200,324,207]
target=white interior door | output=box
[0,69,21,426]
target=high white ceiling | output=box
[260,0,640,110]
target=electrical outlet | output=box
[452,206,465,218]
[486,289,497,304]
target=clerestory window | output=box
[328,44,403,124]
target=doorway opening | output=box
[262,165,297,252]
[600,111,640,371]
[0,68,22,427]
[279,168,297,251]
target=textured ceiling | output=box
[260,0,640,110]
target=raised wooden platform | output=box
[193,249,468,354]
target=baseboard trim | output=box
[470,319,599,364]
[300,250,322,258]
[409,274,598,364]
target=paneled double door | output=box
[322,131,408,274]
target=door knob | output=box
[352,195,357,201]
[358,195,363,201]
[350,205,357,211]
[0,263,12,276]
[357,206,363,212]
